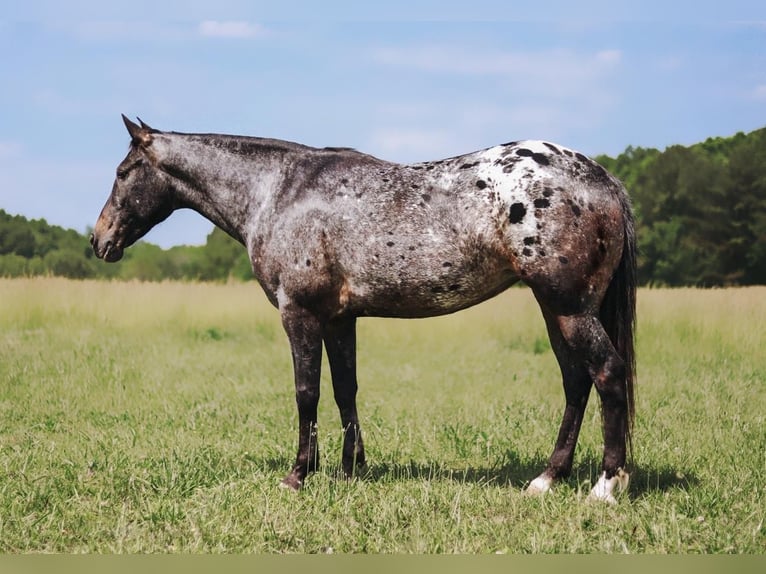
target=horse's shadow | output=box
[622,464,700,498]
[358,450,547,489]
[261,451,699,498]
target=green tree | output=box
[43,249,95,279]
[116,243,184,282]
[599,126,766,286]
[192,227,250,282]
[0,254,29,277]
[0,224,36,258]
[725,129,766,284]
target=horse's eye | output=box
[116,159,143,181]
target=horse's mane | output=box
[168,131,361,158]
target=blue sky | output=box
[2,1,765,247]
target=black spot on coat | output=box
[575,152,589,163]
[543,142,563,155]
[509,203,527,224]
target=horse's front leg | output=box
[279,303,323,490]
[322,316,367,479]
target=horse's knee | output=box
[592,355,626,404]
[295,386,320,413]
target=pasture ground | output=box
[0,278,763,553]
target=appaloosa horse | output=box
[92,116,636,502]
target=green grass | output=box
[0,278,763,553]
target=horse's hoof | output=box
[343,462,370,481]
[279,474,302,491]
[587,469,629,504]
[525,474,554,496]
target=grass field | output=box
[0,278,763,553]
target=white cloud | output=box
[63,21,186,42]
[368,128,461,162]
[731,20,766,31]
[372,45,622,104]
[657,55,684,72]
[0,141,22,160]
[198,21,265,39]
[368,44,623,158]
[366,98,609,162]
[374,45,621,77]
[596,49,622,65]
[750,85,766,101]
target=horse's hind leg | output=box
[322,316,367,478]
[529,309,630,503]
[527,307,593,495]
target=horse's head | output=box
[91,115,176,262]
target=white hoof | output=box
[587,469,629,504]
[526,474,554,496]
[278,478,301,492]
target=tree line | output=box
[0,210,251,282]
[1,126,765,286]
[596,126,766,286]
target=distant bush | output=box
[0,253,30,277]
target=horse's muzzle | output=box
[90,232,124,262]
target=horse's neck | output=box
[160,134,286,245]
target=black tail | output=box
[599,189,637,461]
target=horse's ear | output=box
[122,114,153,148]
[137,117,155,132]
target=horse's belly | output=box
[346,263,518,318]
